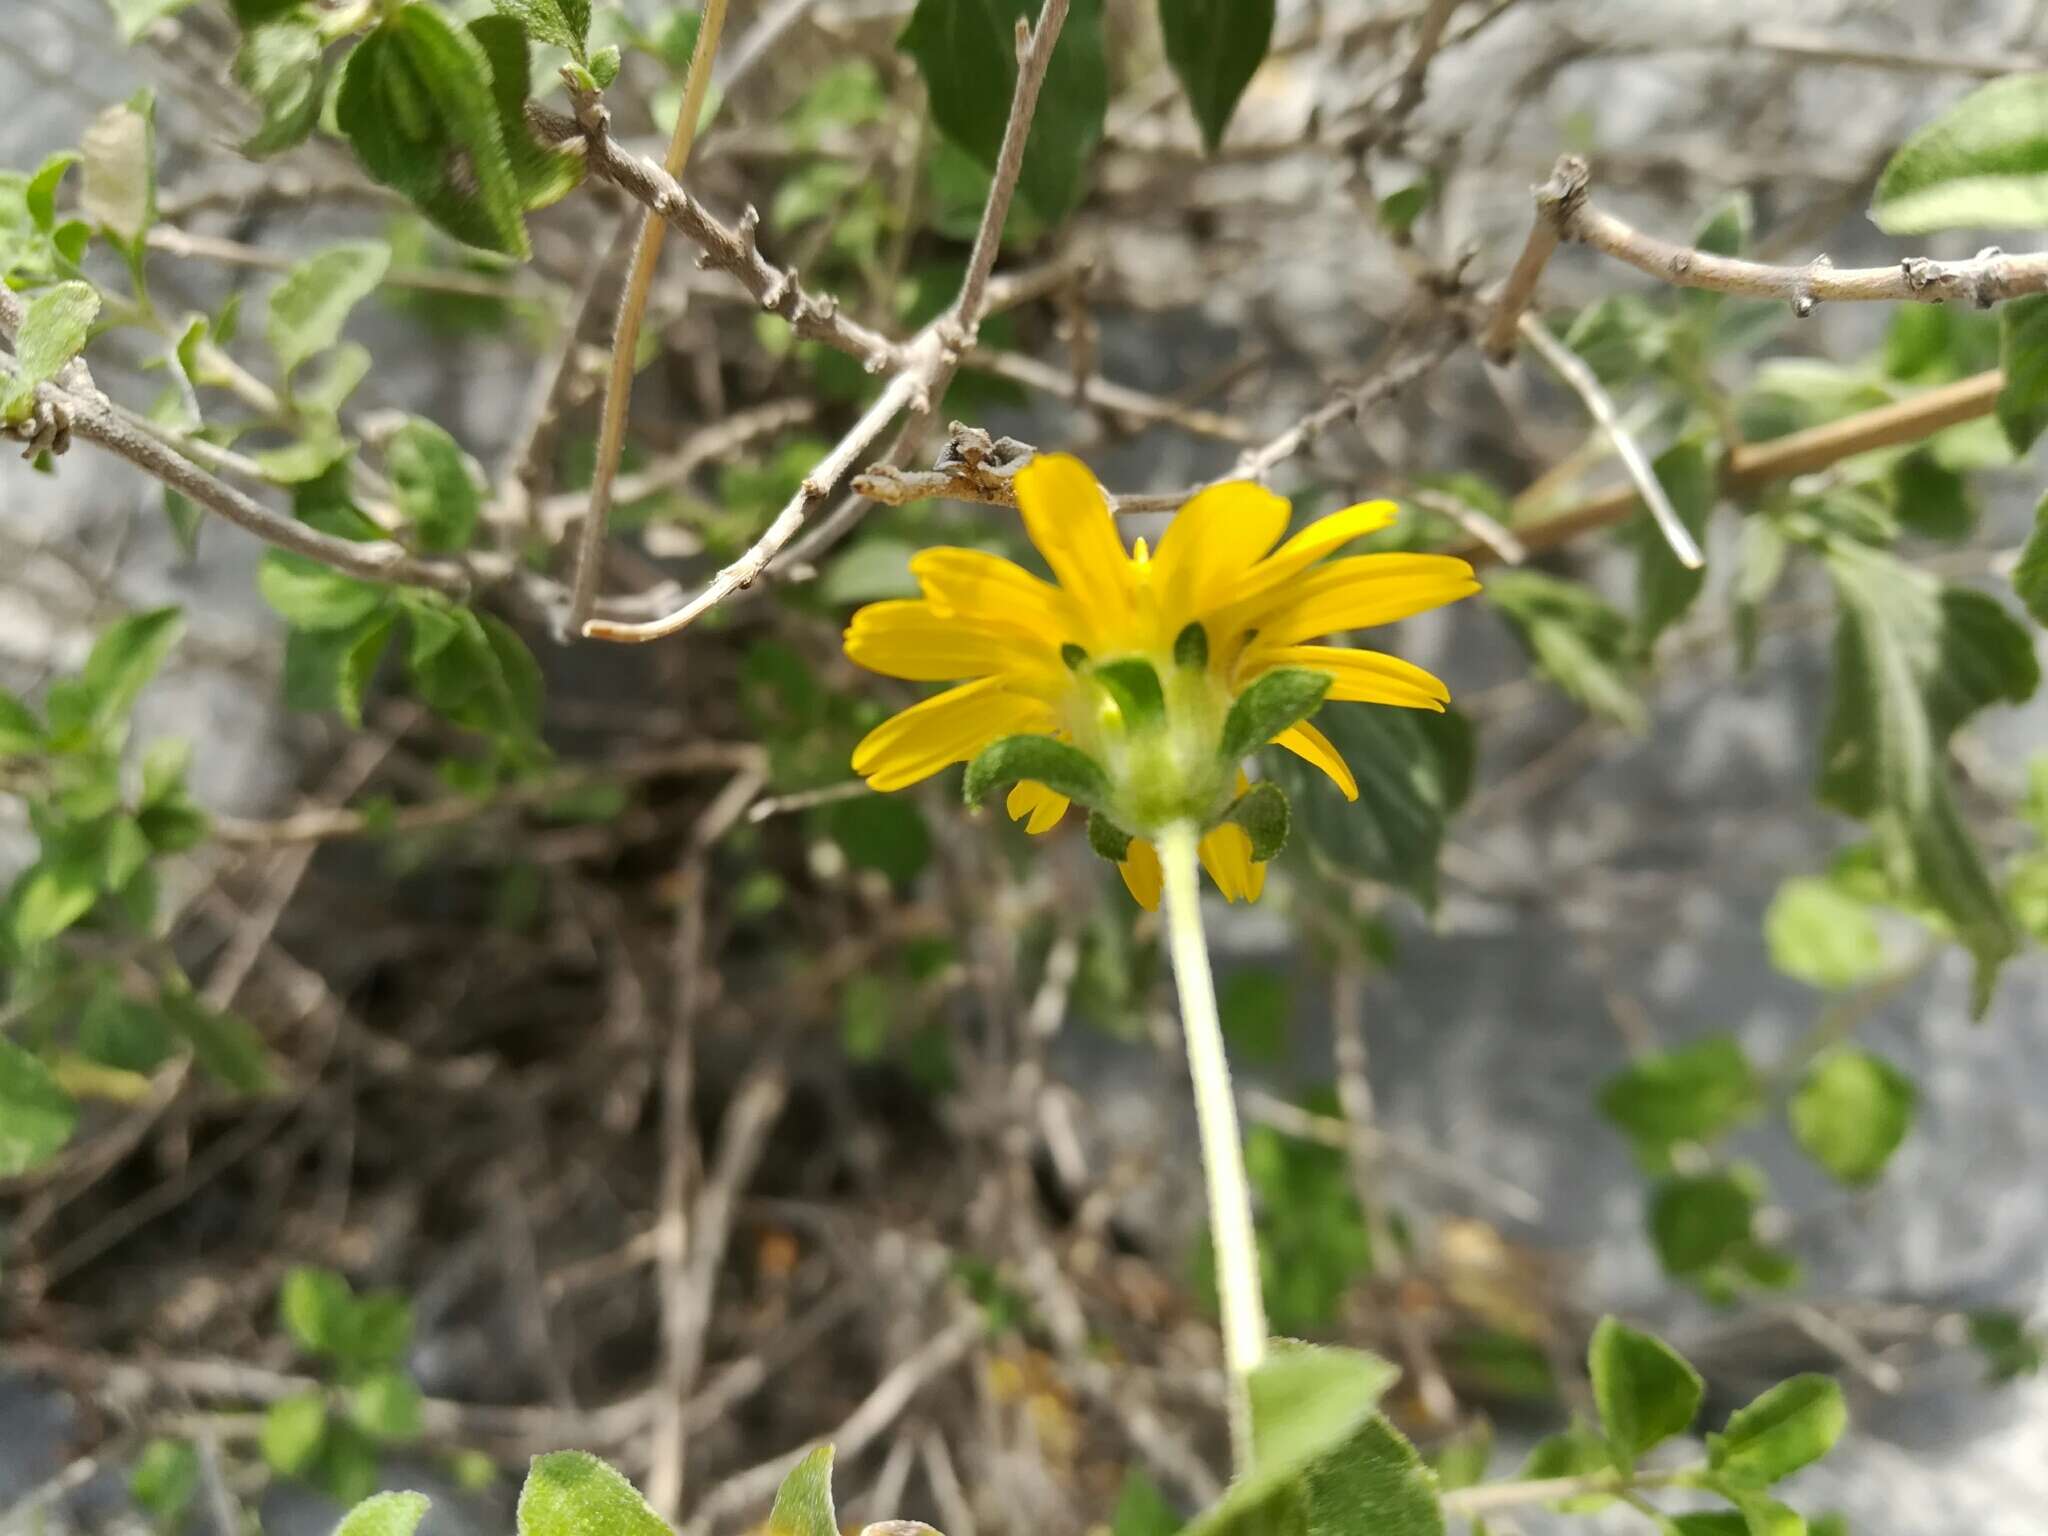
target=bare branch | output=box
[1515,310,1703,569]
[568,0,733,632]
[535,104,903,373]
[1479,155,1588,363]
[1463,369,2005,564]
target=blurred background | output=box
[3,1,2046,1534]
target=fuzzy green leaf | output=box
[386,418,481,554]
[1488,570,1645,730]
[0,1038,78,1175]
[1158,0,1276,153]
[1650,1172,1756,1277]
[1092,657,1165,728]
[333,1492,430,1536]
[236,18,329,158]
[1222,781,1290,862]
[765,1445,838,1536]
[1709,1375,1848,1486]
[337,8,532,258]
[261,1394,328,1476]
[80,90,156,243]
[519,1453,672,1536]
[898,0,1108,224]
[1872,74,2048,234]
[490,0,591,57]
[1086,809,1131,862]
[1220,667,1331,765]
[1790,1048,1916,1185]
[267,241,391,378]
[2018,488,2048,625]
[1820,540,2034,1012]
[1997,294,2048,454]
[1765,877,1888,991]
[1589,1317,1703,1470]
[1597,1035,1760,1154]
[964,734,1110,812]
[9,281,100,394]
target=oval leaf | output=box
[1708,1374,1848,1486]
[1159,0,1276,153]
[1873,74,2048,234]
[518,1453,671,1536]
[963,734,1110,812]
[1588,1316,1703,1470]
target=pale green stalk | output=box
[1158,819,1267,1476]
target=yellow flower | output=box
[844,453,1478,907]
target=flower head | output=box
[844,454,1478,906]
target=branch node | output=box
[1534,154,1590,237]
[6,396,74,459]
[1971,245,2006,308]
[1793,254,1831,318]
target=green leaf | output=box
[1789,1048,1916,1185]
[1596,1035,1760,1154]
[899,0,1109,224]
[333,1492,430,1536]
[1087,809,1132,862]
[166,991,275,1092]
[1588,1316,1703,1470]
[9,281,101,387]
[825,796,931,885]
[490,0,592,56]
[82,988,175,1074]
[9,855,101,947]
[963,734,1111,812]
[470,17,590,213]
[1708,1375,1848,1486]
[1650,1171,1756,1278]
[1635,440,1716,650]
[1185,1343,1432,1536]
[1996,294,2048,454]
[267,241,391,379]
[765,1445,838,1536]
[1890,450,1975,541]
[1109,1469,1178,1536]
[80,90,156,243]
[1966,1309,2046,1382]
[75,607,184,733]
[261,1394,328,1477]
[2018,489,2048,625]
[1218,966,1290,1067]
[1246,1341,1401,1475]
[1872,74,2048,234]
[1765,877,1888,990]
[347,1291,414,1367]
[0,1037,78,1175]
[279,1266,354,1355]
[235,18,330,158]
[1093,657,1166,728]
[1221,781,1289,862]
[589,45,621,90]
[348,1369,424,1443]
[260,554,389,632]
[337,9,532,258]
[107,0,201,41]
[1820,541,2031,1011]
[284,613,394,727]
[1488,570,1645,731]
[0,689,40,756]
[1271,706,1471,906]
[1724,1488,1806,1536]
[386,418,481,553]
[130,1439,200,1525]
[519,1453,673,1536]
[1220,667,1332,764]
[1158,0,1276,152]
[1518,1423,1615,1512]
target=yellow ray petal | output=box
[1005,780,1071,834]
[1199,820,1263,903]
[1150,481,1292,632]
[845,600,1061,686]
[1253,553,1479,645]
[1275,719,1358,801]
[909,547,1074,640]
[1250,644,1450,710]
[1222,499,1401,609]
[851,677,1055,793]
[1119,836,1164,911]
[1013,454,1132,640]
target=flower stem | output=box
[1158,818,1267,1476]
